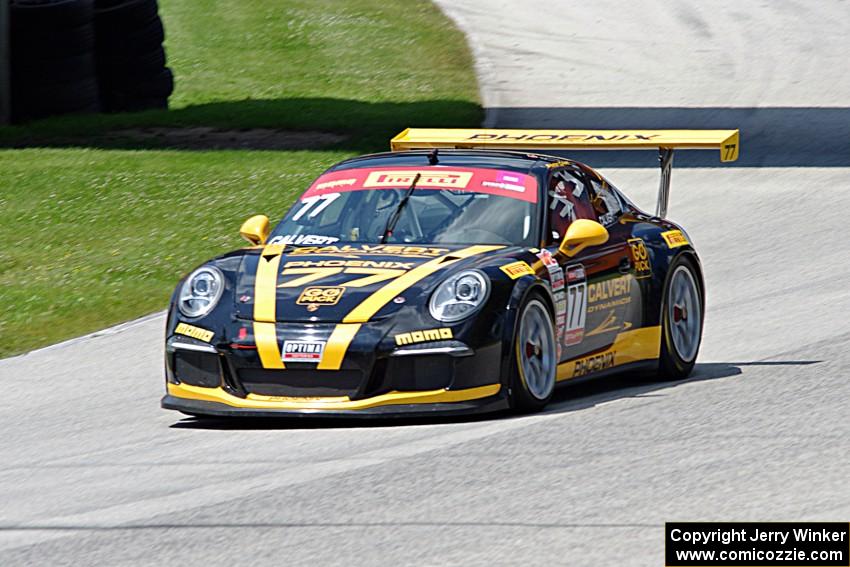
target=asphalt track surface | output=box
[2,2,849,565]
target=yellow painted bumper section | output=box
[167,382,501,411]
[556,326,661,382]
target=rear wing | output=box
[390,128,740,218]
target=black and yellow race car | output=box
[162,128,739,418]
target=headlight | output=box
[178,266,224,318]
[429,270,490,323]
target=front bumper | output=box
[162,382,507,418]
[162,317,509,418]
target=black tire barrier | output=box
[100,66,172,113]
[9,0,101,123]
[93,0,159,31]
[12,76,101,123]
[94,0,171,113]
[10,0,94,32]
[9,0,172,121]
[11,21,96,59]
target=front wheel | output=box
[509,296,557,412]
[657,257,704,380]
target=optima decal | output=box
[500,261,534,279]
[661,229,689,248]
[395,328,453,346]
[175,323,215,342]
[282,341,325,362]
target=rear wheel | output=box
[510,296,556,412]
[657,257,704,380]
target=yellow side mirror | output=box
[558,219,609,257]
[240,215,270,245]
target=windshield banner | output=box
[303,166,538,203]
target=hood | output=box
[233,243,518,323]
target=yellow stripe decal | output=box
[253,244,285,369]
[343,245,504,324]
[168,382,501,410]
[317,323,361,370]
[314,245,504,371]
[556,326,661,382]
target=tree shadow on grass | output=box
[0,97,483,154]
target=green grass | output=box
[0,0,482,357]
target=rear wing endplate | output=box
[390,128,740,218]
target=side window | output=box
[588,175,624,227]
[547,169,595,244]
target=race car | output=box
[161,128,739,418]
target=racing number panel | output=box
[543,166,643,367]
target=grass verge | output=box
[0,0,482,357]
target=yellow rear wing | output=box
[390,128,740,217]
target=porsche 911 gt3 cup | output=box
[162,128,739,417]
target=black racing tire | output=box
[10,0,95,32]
[100,67,172,111]
[11,22,96,59]
[508,293,557,413]
[12,52,97,85]
[656,255,704,381]
[93,0,159,30]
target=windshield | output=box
[269,166,539,246]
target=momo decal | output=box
[394,327,453,346]
[282,340,325,362]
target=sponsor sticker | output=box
[500,260,534,279]
[573,351,615,377]
[661,229,689,248]
[394,328,453,346]
[296,286,344,307]
[628,238,652,279]
[288,244,448,258]
[268,234,340,246]
[282,340,325,362]
[564,264,587,346]
[175,322,214,343]
[302,167,538,203]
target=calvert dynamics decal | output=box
[587,275,632,314]
[301,166,538,203]
[174,322,214,342]
[287,245,449,258]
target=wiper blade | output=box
[380,172,421,244]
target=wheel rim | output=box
[667,265,702,363]
[518,300,556,400]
